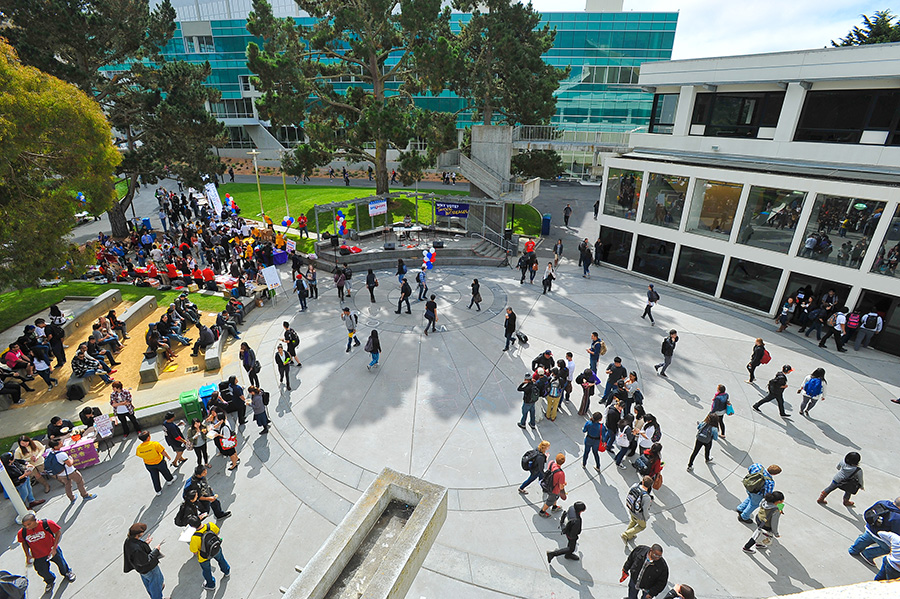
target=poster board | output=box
[94,414,114,439]
[262,265,282,291]
[368,199,387,216]
[435,201,469,218]
[285,239,296,253]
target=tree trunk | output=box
[108,201,130,238]
[482,103,493,126]
[375,138,389,195]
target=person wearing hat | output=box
[18,511,75,595]
[532,350,554,373]
[123,522,167,599]
[752,365,793,417]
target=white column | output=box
[773,82,808,143]
[672,85,698,138]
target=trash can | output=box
[142,217,152,230]
[179,389,203,422]
[198,383,218,410]
[541,213,552,236]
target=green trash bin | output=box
[179,389,203,422]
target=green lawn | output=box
[0,282,227,335]
[221,183,541,237]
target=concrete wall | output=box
[471,125,513,181]
[62,289,122,338]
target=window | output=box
[796,194,887,269]
[690,92,784,138]
[780,273,851,317]
[239,75,256,93]
[225,127,254,148]
[869,205,900,276]
[632,235,675,280]
[268,126,304,147]
[183,35,215,54]
[641,172,687,229]
[649,93,678,134]
[795,89,900,144]
[209,98,255,119]
[598,227,633,268]
[736,186,808,254]
[673,246,724,295]
[720,258,783,312]
[603,168,642,220]
[685,179,743,240]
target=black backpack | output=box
[47,323,66,341]
[66,385,85,402]
[864,314,879,329]
[650,423,662,443]
[193,527,222,559]
[0,570,27,599]
[521,449,540,471]
[864,503,895,531]
[540,464,558,493]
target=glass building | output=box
[144,1,677,152]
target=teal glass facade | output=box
[152,12,676,133]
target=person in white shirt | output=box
[874,530,900,581]
[565,352,576,403]
[818,307,848,353]
[46,439,97,502]
[854,310,884,351]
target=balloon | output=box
[281,220,288,227]
[225,194,231,198]
[430,254,436,263]
[426,262,433,270]
[337,210,344,217]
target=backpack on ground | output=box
[826,313,838,327]
[540,464,558,493]
[650,424,662,443]
[742,471,767,493]
[193,527,222,559]
[760,349,771,365]
[66,385,85,402]
[0,570,28,599]
[625,484,644,514]
[516,331,528,344]
[521,449,541,471]
[42,452,65,476]
[846,313,861,329]
[633,454,651,475]
[803,377,823,397]
[864,314,879,329]
[864,503,895,531]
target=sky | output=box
[530,0,890,59]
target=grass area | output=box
[0,282,227,335]
[222,183,541,236]
[114,177,130,199]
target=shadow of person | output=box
[275,386,293,417]
[548,556,596,598]
[170,553,203,598]
[812,418,861,449]
[661,378,703,408]
[650,514,694,557]
[587,471,629,522]
[751,541,824,595]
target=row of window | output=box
[578,66,641,85]
[649,89,900,145]
[602,168,900,276]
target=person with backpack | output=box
[539,453,567,518]
[184,465,231,520]
[162,412,189,468]
[190,519,230,591]
[280,322,302,367]
[123,522,166,599]
[582,412,604,473]
[18,512,75,595]
[641,284,660,325]
[737,463,781,523]
[818,451,864,507]
[874,531,900,580]
[396,259,407,284]
[333,268,346,302]
[854,309,883,351]
[517,373,539,431]
[797,367,827,416]
[746,338,767,384]
[586,332,603,374]
[612,414,635,469]
[365,269,378,303]
[635,413,660,456]
[294,273,309,311]
[341,263,353,298]
[395,278,412,315]
[653,330,678,378]
[45,438,97,503]
[547,501,586,563]
[742,491,785,554]
[248,386,269,434]
[0,453,44,509]
[423,294,438,335]
[518,440,550,495]
[774,297,795,333]
[633,442,663,488]
[604,398,623,451]
[341,307,362,352]
[686,414,718,472]
[710,384,730,438]
[364,330,381,371]
[575,368,599,417]
[545,369,563,421]
[622,476,654,543]
[602,356,628,404]
[416,266,428,301]
[818,305,849,352]
[849,496,900,566]
[752,364,793,418]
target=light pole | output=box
[280,150,290,218]
[247,149,264,217]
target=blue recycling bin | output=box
[541,213,552,236]
[141,217,152,230]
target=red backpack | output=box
[760,349,771,365]
[846,313,861,329]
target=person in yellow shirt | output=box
[135,431,175,497]
[190,521,230,591]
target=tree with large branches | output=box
[833,10,900,46]
[246,0,457,195]
[0,0,226,237]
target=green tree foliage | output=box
[832,10,900,46]
[0,39,120,288]
[0,0,226,237]
[450,0,569,125]
[281,142,332,180]
[511,149,564,180]
[247,0,457,195]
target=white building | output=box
[597,42,900,355]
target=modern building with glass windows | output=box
[598,42,900,355]
[151,0,676,156]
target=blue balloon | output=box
[426,262,433,270]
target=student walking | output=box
[239,343,260,388]
[275,344,292,391]
[135,431,175,496]
[798,367,826,416]
[519,440,550,494]
[553,240,563,266]
[686,414,718,471]
[341,307,361,352]
[46,438,97,502]
[191,520,231,591]
[818,306,849,352]
[622,476,654,543]
[396,259,407,284]
[582,412,604,472]
[395,278,412,314]
[18,513,76,595]
[366,269,378,303]
[621,544,668,599]
[854,309,883,350]
[818,451,864,506]
[746,338,767,383]
[710,384,730,438]
[416,267,428,301]
[754,363,793,416]
[539,453,567,518]
[737,463,781,522]
[468,278,482,310]
[641,284,659,324]
[547,502,586,562]
[563,203,573,227]
[423,295,438,335]
[365,330,381,370]
[123,523,166,599]
[542,263,555,294]
[281,322,302,367]
[742,491,785,553]
[162,412,188,467]
[653,330,678,378]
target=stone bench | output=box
[65,373,94,398]
[61,289,122,338]
[120,296,157,332]
[139,351,165,383]
[203,331,228,371]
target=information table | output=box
[46,435,101,470]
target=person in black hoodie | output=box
[547,501,586,562]
[123,523,165,599]
[622,543,669,599]
[746,338,766,383]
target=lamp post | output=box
[247,149,264,217]
[280,150,290,218]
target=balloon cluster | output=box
[76,192,86,204]
[422,246,436,270]
[281,215,295,227]
[335,210,347,236]
[224,193,238,213]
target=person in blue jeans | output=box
[516,375,538,430]
[365,330,381,371]
[124,523,166,599]
[849,497,900,565]
[737,463,781,522]
[191,522,230,591]
[582,412,604,472]
[874,530,900,580]
[587,332,602,374]
[518,441,550,494]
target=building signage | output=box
[368,199,387,216]
[435,202,470,218]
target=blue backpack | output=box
[803,377,823,397]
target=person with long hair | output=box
[746,338,765,383]
[275,344,292,391]
[14,435,51,493]
[239,342,259,387]
[468,279,482,311]
[190,418,210,468]
[364,330,381,370]
[687,413,718,471]
[798,367,827,417]
[582,412,604,473]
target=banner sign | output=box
[285,239,296,253]
[368,199,387,216]
[204,183,223,217]
[435,201,469,218]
